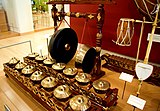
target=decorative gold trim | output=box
[96,33,102,39]
[88,14,94,19]
[97,13,101,21]
[70,0,75,2]
[75,13,80,18]
[56,12,60,16]
[66,12,71,17]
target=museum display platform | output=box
[3,56,118,111]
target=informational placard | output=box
[127,95,146,110]
[119,72,134,83]
[147,33,160,43]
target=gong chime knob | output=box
[69,95,91,111]
[53,84,72,99]
[30,71,46,82]
[21,65,35,75]
[63,67,78,77]
[65,44,71,51]
[8,57,20,65]
[15,62,27,70]
[93,79,111,94]
[41,76,57,89]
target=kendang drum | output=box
[75,44,97,73]
[133,0,160,22]
[113,18,135,46]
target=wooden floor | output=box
[0,31,20,40]
[0,27,160,111]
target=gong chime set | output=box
[3,46,118,111]
[3,0,119,111]
[3,0,159,110]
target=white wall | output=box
[2,0,34,33]
[64,4,70,25]
[0,0,2,9]
[1,0,70,33]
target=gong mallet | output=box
[37,45,43,57]
[44,34,50,58]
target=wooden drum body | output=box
[75,44,97,73]
[114,18,134,46]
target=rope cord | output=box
[56,18,71,31]
[80,19,88,43]
[142,0,153,21]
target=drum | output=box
[114,18,135,46]
[133,0,160,22]
[75,44,97,73]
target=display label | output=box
[127,95,146,110]
[147,33,160,43]
[119,72,134,83]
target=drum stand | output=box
[47,0,116,79]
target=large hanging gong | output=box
[49,28,78,63]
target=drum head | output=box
[49,28,78,63]
[75,44,97,73]
[82,48,96,73]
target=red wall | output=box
[70,0,160,64]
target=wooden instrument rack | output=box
[3,56,118,111]
[3,1,119,110]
